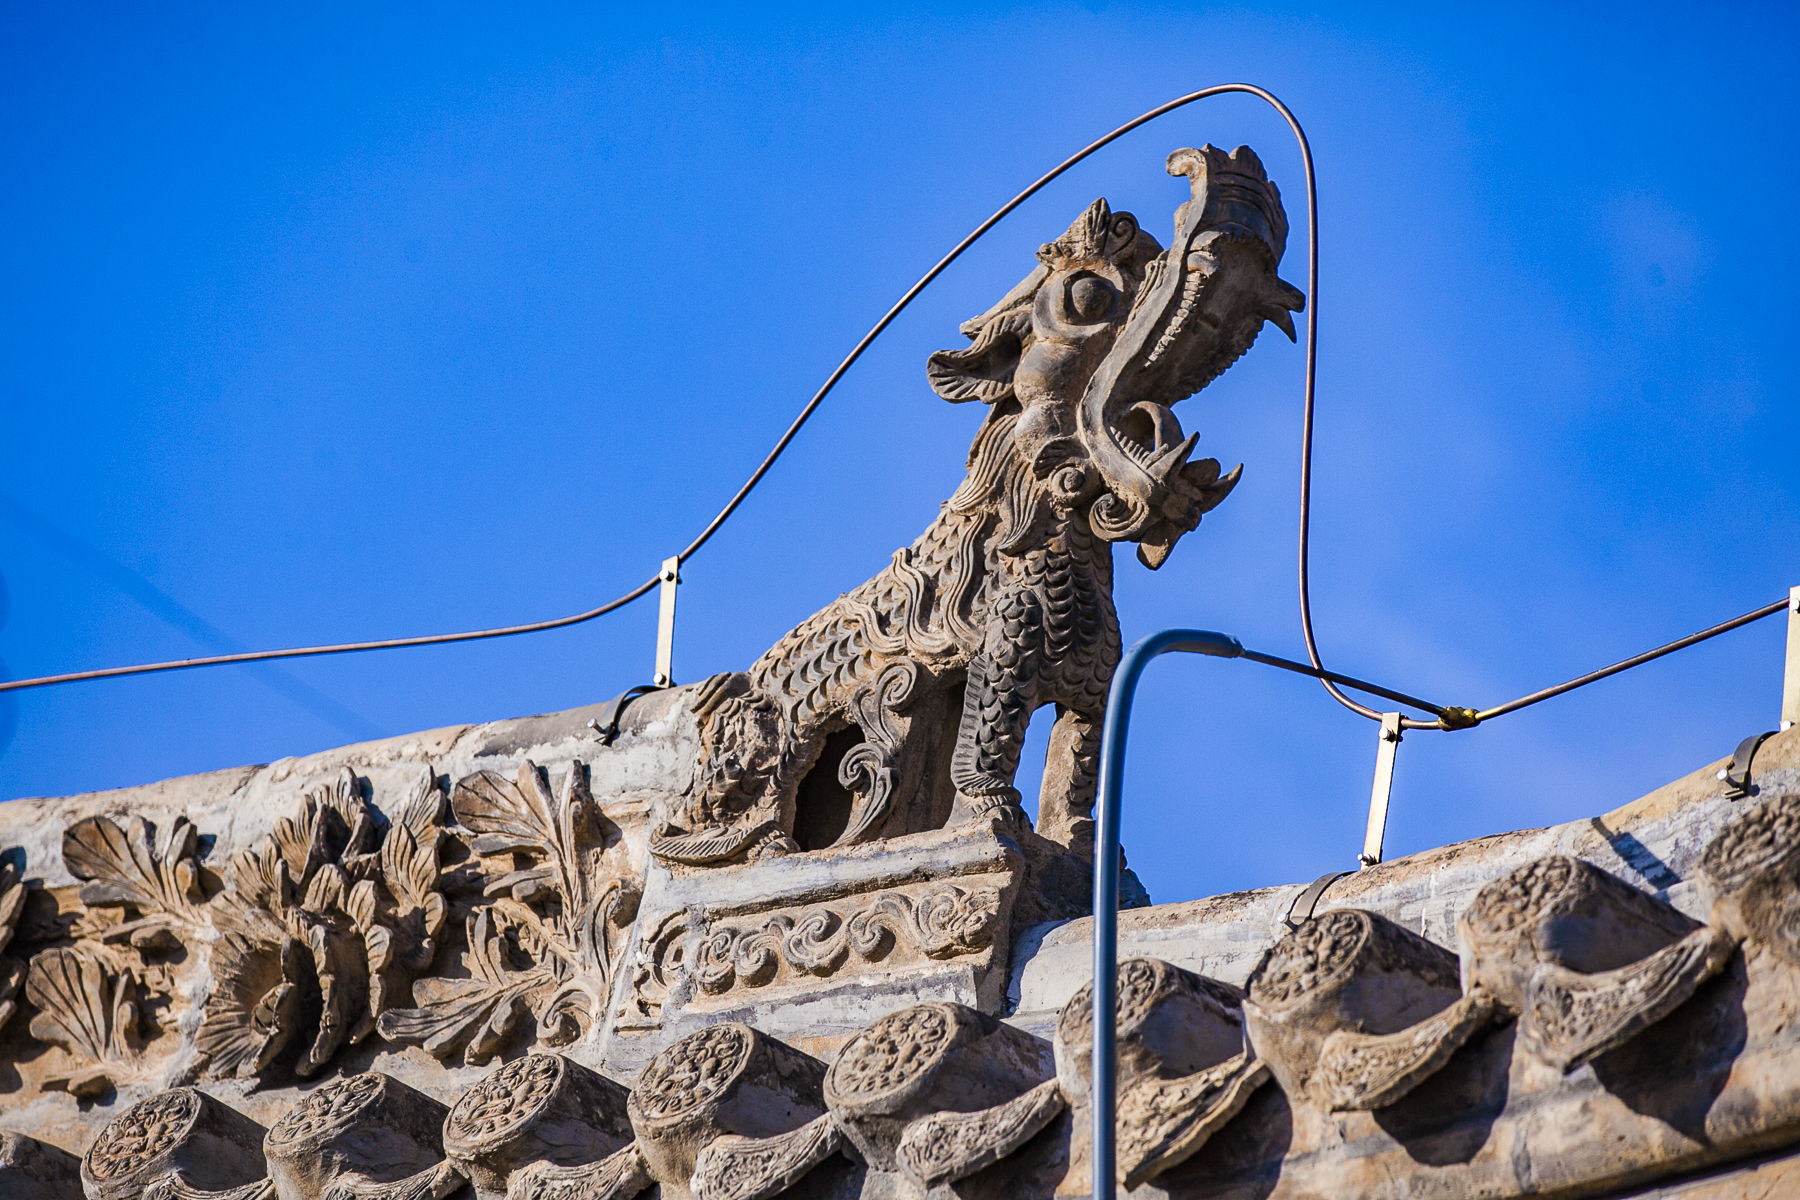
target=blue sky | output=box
[2,3,1795,905]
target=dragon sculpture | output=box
[651,144,1304,881]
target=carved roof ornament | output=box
[81,1088,271,1200]
[658,145,1302,874]
[444,1053,632,1199]
[1244,908,1490,1113]
[12,137,1800,1200]
[1055,958,1264,1189]
[629,1024,829,1200]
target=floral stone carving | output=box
[24,814,213,1095]
[654,144,1304,870]
[82,1087,271,1200]
[377,760,638,1065]
[200,766,449,1078]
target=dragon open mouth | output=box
[1078,145,1302,566]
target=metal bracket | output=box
[653,556,680,689]
[1286,870,1352,930]
[587,685,662,746]
[1360,712,1404,867]
[1718,731,1779,800]
[1783,584,1798,733]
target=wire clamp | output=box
[1438,706,1481,730]
[1718,731,1779,800]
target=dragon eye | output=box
[1066,273,1116,322]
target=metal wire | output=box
[1473,597,1790,722]
[1238,647,1447,716]
[0,83,1319,697]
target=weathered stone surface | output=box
[262,1072,448,1200]
[1056,958,1264,1190]
[629,1022,827,1200]
[441,1053,630,1199]
[0,1129,83,1200]
[824,1001,1052,1173]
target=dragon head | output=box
[928,144,1304,567]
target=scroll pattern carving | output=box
[377,761,639,1065]
[679,884,999,1000]
[691,1114,844,1200]
[894,1077,1065,1188]
[62,800,1800,1200]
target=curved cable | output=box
[1,83,1333,696]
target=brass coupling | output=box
[1437,706,1482,731]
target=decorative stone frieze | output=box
[686,883,1000,996]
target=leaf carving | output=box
[24,946,139,1095]
[0,861,26,1033]
[198,928,305,1078]
[454,765,561,860]
[62,815,205,922]
[196,766,448,1080]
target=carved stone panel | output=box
[823,1001,1051,1173]
[263,1072,449,1200]
[441,1053,632,1200]
[628,1022,828,1200]
[201,766,450,1081]
[81,1088,270,1200]
[378,761,638,1067]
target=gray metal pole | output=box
[1092,628,1244,1198]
